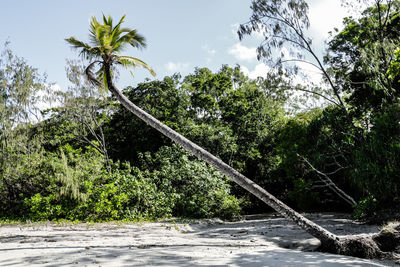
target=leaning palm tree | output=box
[66,15,384,258]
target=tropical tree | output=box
[0,44,49,215]
[47,60,114,170]
[66,14,385,258]
[326,0,400,116]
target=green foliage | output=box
[289,178,321,211]
[24,194,62,221]
[20,145,173,221]
[276,109,336,210]
[353,195,377,220]
[0,43,48,129]
[326,1,400,114]
[104,75,183,163]
[0,124,48,217]
[388,48,400,82]
[138,145,241,220]
[276,107,359,210]
[53,60,113,149]
[15,140,240,221]
[351,105,400,208]
[5,3,400,222]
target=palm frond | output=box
[84,61,102,87]
[94,64,114,94]
[89,16,110,48]
[102,14,113,28]
[116,30,147,50]
[65,37,99,60]
[65,37,91,49]
[116,55,156,77]
[109,15,126,48]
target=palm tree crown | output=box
[65,14,155,90]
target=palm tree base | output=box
[319,224,400,260]
[321,236,383,259]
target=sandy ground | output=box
[0,213,398,267]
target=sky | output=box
[0,0,349,92]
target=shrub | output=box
[138,145,241,220]
[20,144,240,221]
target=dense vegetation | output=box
[1,0,399,223]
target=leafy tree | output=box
[388,47,400,82]
[388,47,400,81]
[105,75,183,163]
[0,43,49,130]
[65,14,363,256]
[238,0,349,114]
[0,45,49,216]
[0,124,46,217]
[22,143,240,221]
[237,1,400,256]
[325,0,400,116]
[238,0,358,208]
[323,1,400,214]
[277,108,358,208]
[45,60,114,169]
[350,105,400,216]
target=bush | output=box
[21,147,175,221]
[19,143,241,221]
[353,195,377,220]
[138,145,241,220]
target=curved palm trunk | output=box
[104,65,341,249]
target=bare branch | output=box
[290,86,340,107]
[301,156,356,206]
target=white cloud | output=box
[208,49,216,55]
[292,60,324,86]
[164,62,189,73]
[228,43,257,62]
[240,63,271,79]
[202,44,216,55]
[308,0,348,41]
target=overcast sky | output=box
[1,1,348,91]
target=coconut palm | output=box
[65,15,155,92]
[66,15,383,258]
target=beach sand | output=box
[0,213,397,266]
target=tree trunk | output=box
[104,65,388,258]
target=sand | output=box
[0,213,397,266]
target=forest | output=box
[0,0,400,258]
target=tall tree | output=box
[326,0,400,115]
[66,14,384,257]
[0,44,48,214]
[238,0,360,209]
[47,60,113,170]
[237,0,346,110]
[237,0,364,143]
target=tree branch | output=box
[301,156,356,206]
